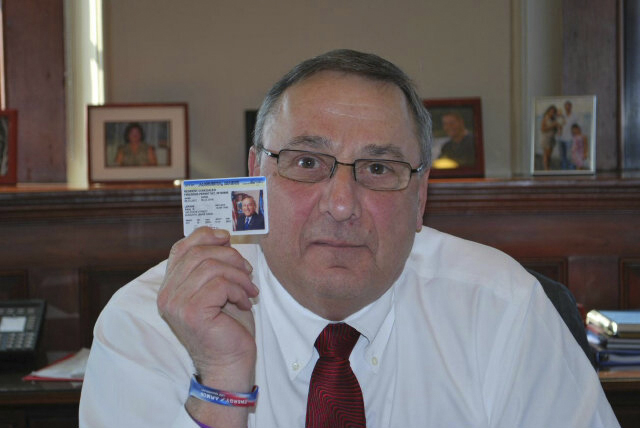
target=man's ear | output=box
[248,146,260,177]
[415,169,430,231]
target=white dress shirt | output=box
[79,227,619,427]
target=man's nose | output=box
[318,163,362,222]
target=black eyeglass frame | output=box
[259,147,425,191]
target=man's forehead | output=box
[265,72,419,159]
[280,72,407,117]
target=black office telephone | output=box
[0,299,46,370]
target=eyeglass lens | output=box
[275,150,411,190]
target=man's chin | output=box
[305,264,374,295]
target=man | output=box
[437,112,475,167]
[235,196,265,231]
[557,100,579,169]
[80,50,618,427]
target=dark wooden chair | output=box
[527,268,596,368]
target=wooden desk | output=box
[0,372,80,428]
[0,369,636,428]
[599,369,640,428]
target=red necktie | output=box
[306,323,366,428]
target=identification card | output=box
[181,177,268,236]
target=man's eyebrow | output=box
[283,138,407,160]
[285,135,333,150]
[361,144,406,160]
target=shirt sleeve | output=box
[482,280,620,428]
[79,268,199,428]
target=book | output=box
[586,309,640,338]
[587,325,640,350]
[22,348,89,382]
[592,346,640,367]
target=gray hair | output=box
[252,49,433,169]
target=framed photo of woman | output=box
[88,103,189,184]
[531,96,596,175]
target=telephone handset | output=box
[0,299,46,369]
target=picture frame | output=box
[245,109,258,175]
[423,98,484,178]
[531,95,596,175]
[0,110,17,185]
[88,103,189,184]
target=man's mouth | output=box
[311,239,365,248]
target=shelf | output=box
[1,176,639,223]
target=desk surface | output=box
[0,371,81,405]
[599,368,640,392]
[0,369,637,404]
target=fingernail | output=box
[244,260,253,273]
[213,229,228,239]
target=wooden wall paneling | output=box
[25,405,79,428]
[518,258,568,284]
[0,408,25,428]
[623,0,640,169]
[2,0,66,182]
[28,268,80,353]
[0,217,180,269]
[0,270,28,300]
[79,266,149,347]
[620,259,640,308]
[0,181,637,358]
[424,177,640,311]
[425,210,627,260]
[568,256,620,311]
[562,0,620,171]
[603,389,640,428]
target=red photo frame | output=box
[0,109,17,185]
[423,98,484,178]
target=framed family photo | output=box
[0,110,17,185]
[423,98,484,178]
[88,103,189,184]
[531,95,596,175]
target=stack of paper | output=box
[22,348,90,382]
[586,310,640,367]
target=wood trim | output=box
[3,0,66,182]
[518,258,568,285]
[0,184,182,223]
[79,266,149,347]
[620,259,640,308]
[1,176,639,222]
[424,175,640,216]
[0,269,28,299]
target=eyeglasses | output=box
[260,148,425,191]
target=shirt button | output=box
[292,362,300,371]
[371,357,378,366]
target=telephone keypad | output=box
[0,300,46,354]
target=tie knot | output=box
[315,323,360,359]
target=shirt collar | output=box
[256,246,398,380]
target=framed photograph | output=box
[423,98,484,178]
[88,103,189,183]
[531,95,596,175]
[0,110,17,185]
[245,109,258,175]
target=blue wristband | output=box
[189,376,259,407]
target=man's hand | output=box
[157,227,259,392]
